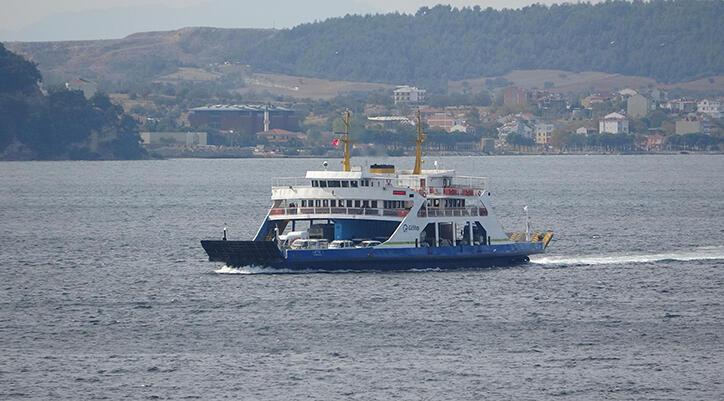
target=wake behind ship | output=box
[201,111,553,271]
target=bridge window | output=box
[371,200,378,208]
[351,181,358,188]
[319,180,327,188]
[341,181,349,188]
[329,180,341,187]
[354,200,361,207]
[362,200,369,208]
[312,180,319,187]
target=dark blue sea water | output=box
[1,155,723,400]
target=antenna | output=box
[342,110,352,172]
[413,108,426,175]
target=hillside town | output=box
[130,80,722,158]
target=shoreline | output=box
[2,151,722,162]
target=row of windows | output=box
[426,198,466,208]
[295,199,410,209]
[311,179,375,188]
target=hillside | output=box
[0,44,146,160]
[7,27,275,84]
[5,1,724,91]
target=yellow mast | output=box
[342,110,352,172]
[413,109,426,175]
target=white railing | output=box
[272,177,311,188]
[417,207,488,217]
[269,207,409,218]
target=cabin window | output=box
[314,200,321,207]
[354,200,361,207]
[341,181,349,188]
[330,200,336,207]
[371,200,378,208]
[312,180,319,187]
[346,200,353,207]
[320,180,327,188]
[362,200,369,208]
[329,180,341,187]
[351,181,358,188]
[301,200,307,207]
[322,200,329,207]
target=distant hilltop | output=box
[5,1,724,89]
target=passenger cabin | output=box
[256,162,503,250]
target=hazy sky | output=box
[2,0,594,41]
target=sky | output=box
[1,0,593,41]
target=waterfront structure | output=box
[188,104,298,134]
[256,128,307,144]
[599,112,629,134]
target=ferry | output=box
[201,111,553,271]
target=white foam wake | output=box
[530,246,724,267]
[214,265,298,275]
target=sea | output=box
[1,155,722,400]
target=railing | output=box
[395,175,486,193]
[417,207,488,217]
[271,175,487,198]
[270,207,409,217]
[272,177,311,188]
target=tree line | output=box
[239,1,722,88]
[0,44,146,160]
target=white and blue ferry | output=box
[201,111,553,271]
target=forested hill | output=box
[246,1,722,85]
[0,44,146,160]
[6,1,723,89]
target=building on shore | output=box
[534,122,555,145]
[393,86,426,105]
[627,94,652,118]
[140,132,208,146]
[599,112,629,134]
[675,116,704,135]
[503,87,529,108]
[256,128,307,144]
[697,99,721,119]
[188,104,298,134]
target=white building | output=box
[393,85,426,105]
[497,120,533,140]
[697,99,721,118]
[534,123,555,145]
[576,126,596,136]
[140,132,208,146]
[599,112,629,134]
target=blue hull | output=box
[201,240,544,271]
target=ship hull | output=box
[201,240,543,271]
